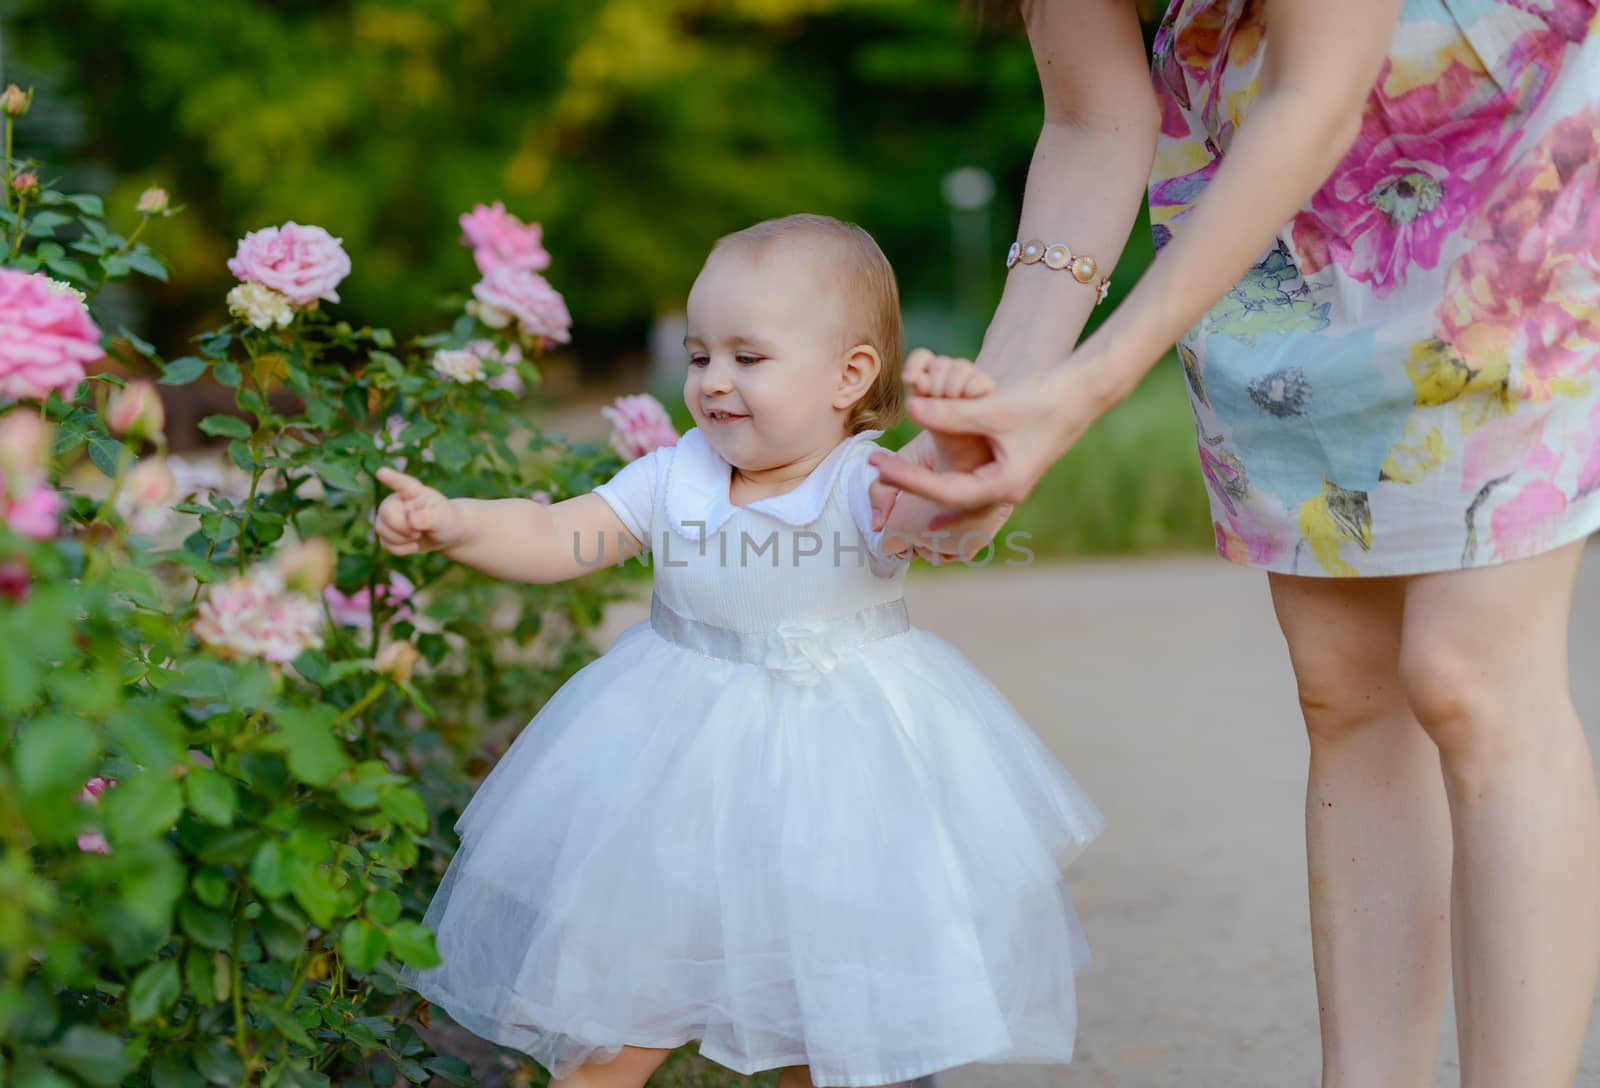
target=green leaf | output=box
[194,1036,244,1085]
[191,868,230,908]
[183,945,215,1004]
[395,1058,431,1084]
[87,432,127,478]
[66,193,104,217]
[377,787,428,833]
[420,1057,473,1087]
[250,841,294,899]
[127,958,181,1022]
[177,899,232,951]
[44,1025,133,1086]
[256,909,306,960]
[184,767,237,826]
[127,251,168,282]
[160,356,208,385]
[340,920,387,972]
[255,1002,315,1048]
[15,716,98,796]
[151,1052,208,1088]
[102,772,183,843]
[383,922,440,969]
[44,257,91,282]
[431,431,473,473]
[290,867,340,929]
[212,360,242,388]
[198,414,252,440]
[363,888,402,926]
[102,253,133,279]
[275,706,349,788]
[26,210,72,233]
[312,458,366,493]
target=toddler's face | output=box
[683,244,863,473]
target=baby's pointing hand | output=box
[375,466,463,555]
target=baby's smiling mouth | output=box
[705,409,748,423]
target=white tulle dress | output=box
[399,427,1103,1086]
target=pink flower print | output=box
[1436,105,1600,394]
[1293,58,1515,296]
[1490,479,1568,558]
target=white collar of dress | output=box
[664,426,884,541]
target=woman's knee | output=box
[1397,634,1540,783]
[1270,577,1407,744]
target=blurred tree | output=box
[3,0,1156,366]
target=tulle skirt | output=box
[400,605,1102,1086]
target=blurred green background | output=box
[0,0,1212,558]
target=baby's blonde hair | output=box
[710,214,904,435]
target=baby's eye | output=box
[735,353,763,366]
[688,354,709,367]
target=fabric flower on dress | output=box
[763,622,842,688]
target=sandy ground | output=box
[592,546,1600,1088]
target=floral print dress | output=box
[1149,0,1600,576]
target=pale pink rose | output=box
[136,187,169,214]
[468,338,526,395]
[117,456,177,535]
[0,268,102,401]
[469,268,572,345]
[432,348,485,384]
[323,571,415,631]
[106,379,165,441]
[459,202,551,276]
[227,222,352,307]
[195,566,325,664]
[601,394,678,462]
[0,561,28,602]
[0,411,51,480]
[5,481,64,540]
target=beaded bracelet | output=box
[1006,239,1112,304]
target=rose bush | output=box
[1,90,646,1087]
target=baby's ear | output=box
[834,343,882,411]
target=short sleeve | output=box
[839,443,912,577]
[592,446,668,551]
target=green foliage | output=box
[5,0,1085,357]
[1,96,637,1087]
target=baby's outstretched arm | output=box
[374,466,644,582]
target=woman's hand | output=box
[375,466,468,555]
[868,362,1110,530]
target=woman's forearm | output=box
[1067,91,1363,410]
[977,115,1158,386]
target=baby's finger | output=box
[902,348,936,387]
[408,496,445,534]
[960,368,996,398]
[376,497,411,534]
[376,465,426,498]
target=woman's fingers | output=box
[868,448,1018,509]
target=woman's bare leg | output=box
[1400,541,1599,1088]
[551,1046,672,1088]
[1270,572,1454,1087]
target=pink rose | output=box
[459,202,551,276]
[600,394,678,462]
[227,222,352,307]
[323,571,415,631]
[77,776,114,854]
[194,565,325,664]
[1,84,30,118]
[4,481,64,540]
[106,379,166,441]
[0,268,102,401]
[469,268,572,345]
[78,776,113,803]
[12,172,38,199]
